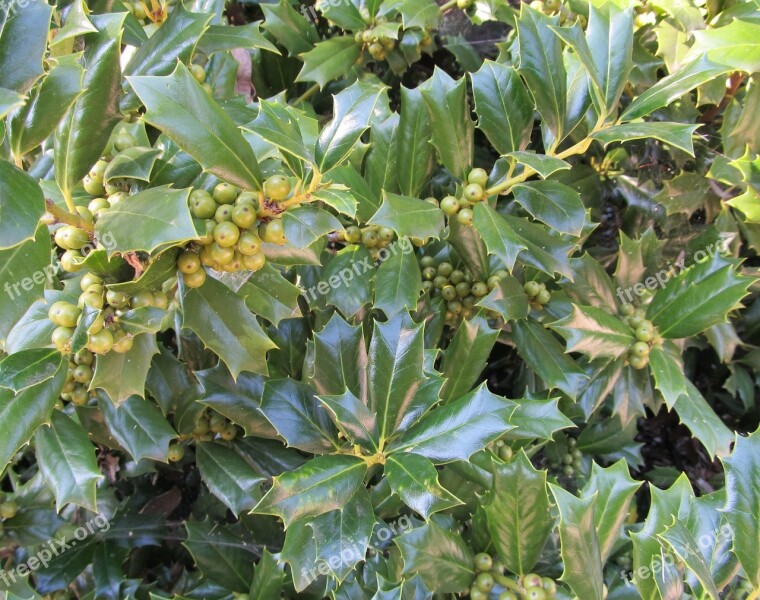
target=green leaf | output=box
[517,5,566,142]
[549,485,605,600]
[9,59,84,156]
[318,245,374,316]
[36,411,101,512]
[648,345,688,407]
[315,81,387,172]
[512,180,586,236]
[592,122,701,156]
[440,316,499,402]
[261,0,319,56]
[580,460,641,563]
[472,204,527,272]
[673,380,734,459]
[54,13,127,202]
[0,226,52,346]
[621,54,729,121]
[418,68,474,180]
[369,192,445,241]
[95,186,197,256]
[658,520,720,600]
[0,0,53,93]
[369,312,427,446]
[397,86,435,198]
[279,519,320,592]
[49,0,97,47]
[475,276,531,322]
[282,205,343,248]
[586,0,634,111]
[722,428,760,588]
[318,389,378,451]
[0,87,23,119]
[550,305,635,360]
[103,147,162,182]
[121,4,211,111]
[0,161,45,249]
[108,249,179,296]
[507,151,570,179]
[182,276,277,379]
[196,442,265,516]
[253,455,367,527]
[0,354,66,476]
[183,520,253,592]
[244,99,315,166]
[395,519,473,593]
[512,319,586,399]
[484,451,554,575]
[502,213,575,278]
[99,393,176,463]
[260,378,339,453]
[365,114,400,197]
[0,348,61,393]
[128,62,262,190]
[388,384,514,463]
[296,36,361,89]
[197,22,279,56]
[386,453,463,519]
[398,0,441,30]
[91,333,159,405]
[508,397,574,440]
[691,19,760,74]
[308,489,374,581]
[471,61,534,155]
[646,253,753,338]
[311,313,367,398]
[238,264,302,326]
[312,187,357,218]
[565,253,619,311]
[374,239,422,316]
[250,549,284,600]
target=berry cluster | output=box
[58,349,96,406]
[437,168,489,226]
[487,438,513,462]
[49,273,168,357]
[182,176,294,286]
[339,224,397,258]
[528,0,588,27]
[168,411,241,462]
[468,553,559,600]
[188,60,213,95]
[354,28,397,61]
[619,304,662,369]
[549,437,583,477]
[523,280,551,308]
[419,256,508,325]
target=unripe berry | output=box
[261,220,286,245]
[0,500,18,519]
[629,354,649,369]
[231,204,256,229]
[87,329,114,354]
[619,303,635,316]
[631,341,650,357]
[213,182,238,204]
[524,281,540,297]
[474,572,494,592]
[214,222,241,248]
[112,330,134,353]
[457,208,473,225]
[636,322,655,342]
[189,63,206,83]
[535,289,551,305]
[457,0,473,8]
[361,230,379,248]
[464,183,485,202]
[183,269,207,288]
[167,444,185,462]
[113,131,138,152]
[214,204,233,223]
[189,189,217,219]
[440,196,459,215]
[471,282,488,297]
[474,552,493,572]
[178,251,201,274]
[437,262,453,277]
[264,175,292,201]
[242,251,266,272]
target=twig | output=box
[46,199,95,235]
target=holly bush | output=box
[1,0,760,598]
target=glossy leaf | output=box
[512,180,585,236]
[0,161,45,249]
[592,122,701,156]
[385,453,463,519]
[90,333,159,405]
[472,204,527,273]
[0,348,61,393]
[396,86,435,197]
[550,305,635,360]
[368,192,445,241]
[196,442,265,516]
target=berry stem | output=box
[439,0,458,11]
[46,199,95,234]
[293,83,320,105]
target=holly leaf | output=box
[238,264,302,326]
[472,204,527,272]
[253,455,367,527]
[197,22,279,56]
[282,205,343,248]
[318,389,378,452]
[368,192,445,241]
[439,316,499,402]
[550,305,635,360]
[90,333,159,405]
[592,122,701,156]
[0,348,61,394]
[0,0,52,93]
[250,550,284,600]
[196,442,265,516]
[385,453,464,519]
[183,520,253,592]
[128,62,262,190]
[95,186,197,256]
[261,0,319,56]
[36,411,101,512]
[397,86,435,198]
[691,19,760,74]
[512,180,585,236]
[311,313,368,398]
[475,276,531,323]
[296,36,361,89]
[484,451,554,575]
[182,276,277,379]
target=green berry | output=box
[237,232,262,255]
[541,577,556,594]
[468,168,488,187]
[420,256,436,268]
[499,445,513,461]
[214,204,233,223]
[49,301,81,328]
[524,574,543,588]
[231,204,257,229]
[524,281,541,297]
[82,174,105,196]
[368,41,386,60]
[261,220,286,245]
[189,189,217,219]
[113,131,138,152]
[210,243,234,265]
[112,330,134,353]
[52,326,74,352]
[130,291,154,309]
[167,444,185,462]
[81,290,104,310]
[55,226,90,250]
[464,183,484,202]
[437,262,454,277]
[474,553,492,572]
[87,329,114,354]
[441,285,457,301]
[525,587,547,600]
[620,303,635,316]
[213,182,238,204]
[0,500,18,519]
[189,63,206,83]
[535,289,551,305]
[345,226,362,244]
[242,251,266,271]
[469,589,487,600]
[378,227,394,242]
[433,275,448,289]
[457,207,473,225]
[177,251,201,274]
[629,354,649,369]
[499,593,518,600]
[440,196,459,215]
[183,269,207,288]
[475,572,494,592]
[636,322,654,342]
[631,341,650,357]
[71,386,89,405]
[422,266,437,281]
[457,0,473,7]
[455,282,471,297]
[72,365,92,383]
[214,222,241,248]
[361,230,379,248]
[74,349,94,366]
[471,282,488,297]
[264,175,292,201]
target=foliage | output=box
[1,0,760,598]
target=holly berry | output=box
[87,329,114,354]
[361,230,379,248]
[345,226,362,244]
[81,290,104,310]
[210,243,235,265]
[422,266,437,280]
[60,251,82,272]
[242,251,266,271]
[437,262,453,277]
[456,282,471,297]
[74,349,94,366]
[499,593,518,600]
[0,500,18,519]
[457,0,473,7]
[441,196,459,215]
[214,222,241,248]
[619,303,635,316]
[167,444,185,462]
[264,175,292,201]
[190,189,217,219]
[52,326,74,352]
[524,281,541,297]
[177,251,201,274]
[236,191,259,207]
[83,174,105,196]
[631,341,650,358]
[55,226,90,250]
[231,204,256,229]
[474,572,494,592]
[238,232,262,255]
[475,552,493,572]
[471,282,488,297]
[464,183,485,202]
[183,269,207,288]
[49,301,81,328]
[457,208,474,225]
[112,330,134,353]
[261,220,286,245]
[131,291,154,309]
[80,273,103,291]
[525,587,547,600]
[535,289,551,305]
[629,355,648,369]
[213,182,238,204]
[542,577,557,594]
[368,41,386,60]
[113,130,138,152]
[468,168,488,187]
[636,321,655,342]
[469,589,487,600]
[189,63,206,83]
[73,365,93,384]
[71,386,89,405]
[524,574,543,588]
[378,227,394,243]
